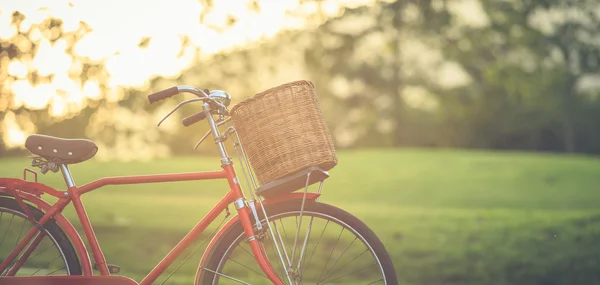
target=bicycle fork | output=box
[223,164,288,285]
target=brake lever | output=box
[193,117,232,150]
[194,130,213,150]
[157,98,205,127]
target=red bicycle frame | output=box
[0,162,322,284]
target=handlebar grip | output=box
[182,112,207,127]
[148,87,179,103]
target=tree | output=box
[304,3,402,147]
[0,10,108,155]
[417,0,600,152]
[302,0,600,153]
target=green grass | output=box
[1,148,600,285]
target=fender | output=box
[0,181,93,276]
[194,192,320,284]
[0,177,66,198]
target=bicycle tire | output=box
[197,200,398,284]
[0,196,82,276]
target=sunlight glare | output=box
[0,16,17,39]
[7,60,28,78]
[50,96,66,117]
[33,39,72,77]
[18,9,47,33]
[53,73,79,96]
[28,83,55,109]
[82,81,101,99]
[322,0,344,16]
[2,112,29,148]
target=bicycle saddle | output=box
[25,134,98,164]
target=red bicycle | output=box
[0,85,397,284]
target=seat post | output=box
[60,164,76,188]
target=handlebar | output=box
[147,87,179,103]
[182,112,207,127]
[149,85,232,128]
[148,85,234,150]
[148,85,211,104]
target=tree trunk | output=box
[558,40,577,153]
[563,76,577,153]
[392,49,404,146]
[391,3,405,146]
[564,110,576,153]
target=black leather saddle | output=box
[25,134,98,164]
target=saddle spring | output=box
[30,156,60,174]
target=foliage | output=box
[302,0,600,153]
[1,0,599,155]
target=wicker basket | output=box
[230,80,337,190]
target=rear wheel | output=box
[0,196,81,277]
[198,200,397,284]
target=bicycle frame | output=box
[0,171,321,284]
[0,101,315,285]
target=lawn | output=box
[1,148,599,285]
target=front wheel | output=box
[198,200,397,285]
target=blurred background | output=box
[1,0,599,284]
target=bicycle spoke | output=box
[202,267,252,285]
[271,220,292,267]
[291,176,311,269]
[299,220,329,280]
[279,219,291,260]
[0,215,15,246]
[30,253,61,275]
[228,257,268,279]
[259,210,292,283]
[7,230,47,276]
[320,236,359,281]
[320,263,377,284]
[14,218,29,247]
[28,237,55,260]
[290,218,301,269]
[235,244,274,281]
[295,216,299,233]
[160,213,228,285]
[258,201,294,285]
[295,216,315,274]
[317,227,345,283]
[267,237,288,281]
[238,244,256,259]
[365,278,384,285]
[321,248,369,283]
[46,265,67,276]
[280,219,290,241]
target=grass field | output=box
[1,148,600,285]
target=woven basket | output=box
[230,80,337,187]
